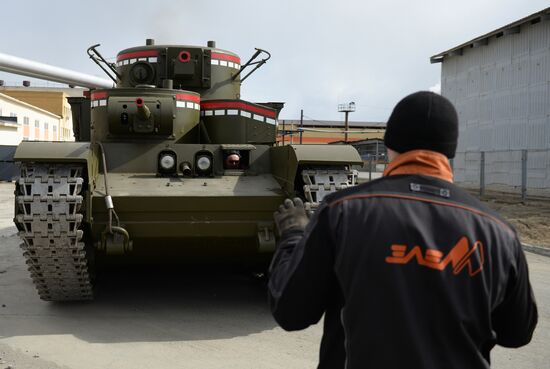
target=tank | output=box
[4,40,362,301]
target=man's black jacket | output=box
[268,152,538,369]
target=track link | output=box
[302,167,358,213]
[14,163,93,301]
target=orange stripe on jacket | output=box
[383,150,453,183]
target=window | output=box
[35,120,40,128]
[53,125,57,132]
[10,112,16,117]
[44,122,49,130]
[23,117,29,126]
[0,108,2,116]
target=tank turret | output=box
[88,87,201,142]
[111,40,273,102]
[114,41,241,100]
[81,40,279,145]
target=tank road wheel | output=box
[14,163,94,301]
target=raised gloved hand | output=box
[273,198,309,235]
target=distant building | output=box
[0,92,63,144]
[277,119,385,145]
[431,7,550,189]
[0,86,85,141]
[0,92,69,180]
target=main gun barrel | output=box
[0,52,113,89]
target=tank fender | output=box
[270,144,362,194]
[14,141,99,224]
[14,141,99,187]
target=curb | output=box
[522,243,550,258]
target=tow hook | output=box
[99,226,133,255]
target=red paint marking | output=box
[91,91,108,100]
[178,51,191,63]
[176,93,200,103]
[211,52,240,64]
[117,50,159,61]
[135,98,144,107]
[201,101,276,118]
[276,136,341,144]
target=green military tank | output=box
[3,39,362,301]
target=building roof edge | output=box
[0,93,62,119]
[430,7,550,64]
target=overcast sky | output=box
[0,0,548,121]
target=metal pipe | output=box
[180,162,192,177]
[344,111,349,142]
[0,52,113,89]
[300,109,303,144]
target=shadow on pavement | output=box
[0,256,278,343]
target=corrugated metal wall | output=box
[442,19,550,189]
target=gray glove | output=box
[273,198,309,235]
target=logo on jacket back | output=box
[385,236,485,277]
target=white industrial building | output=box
[431,7,550,190]
[0,92,62,144]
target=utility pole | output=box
[282,119,285,145]
[338,102,356,143]
[299,109,303,144]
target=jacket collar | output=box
[383,150,453,183]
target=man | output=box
[225,150,241,169]
[268,91,538,369]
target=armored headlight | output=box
[160,154,176,170]
[196,156,212,171]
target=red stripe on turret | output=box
[211,53,241,64]
[91,91,108,100]
[201,101,276,118]
[176,93,200,103]
[117,50,159,61]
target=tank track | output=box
[14,163,93,301]
[302,167,358,213]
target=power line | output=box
[302,114,330,125]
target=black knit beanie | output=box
[384,91,458,158]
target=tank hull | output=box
[90,172,283,263]
[14,140,362,300]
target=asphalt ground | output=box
[0,182,548,369]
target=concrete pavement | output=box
[0,182,548,369]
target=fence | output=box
[452,149,550,201]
